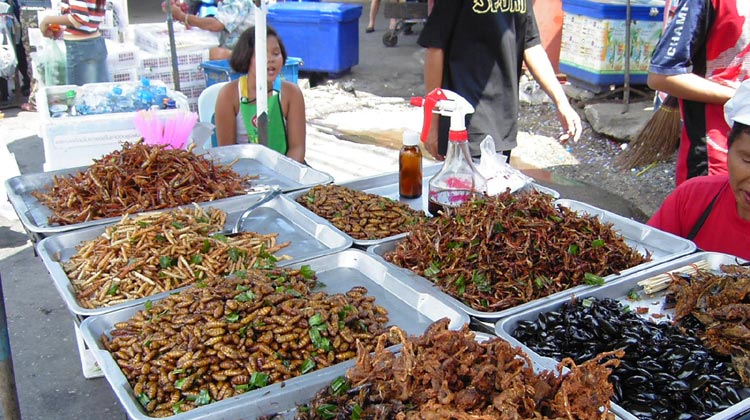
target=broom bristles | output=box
[615,95,681,170]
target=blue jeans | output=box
[64,36,109,85]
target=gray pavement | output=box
[0,1,653,419]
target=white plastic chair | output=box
[197,81,227,148]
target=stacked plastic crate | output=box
[106,39,140,83]
[134,23,219,112]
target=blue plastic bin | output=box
[268,2,362,74]
[559,0,664,88]
[200,57,303,90]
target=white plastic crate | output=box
[179,84,205,101]
[109,67,139,83]
[140,67,206,90]
[132,23,219,53]
[105,40,139,70]
[139,49,209,73]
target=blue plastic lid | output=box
[112,86,122,95]
[562,0,664,20]
[268,2,363,23]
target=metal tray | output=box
[37,193,353,317]
[214,333,562,420]
[5,144,334,237]
[495,252,750,420]
[368,198,696,321]
[79,249,470,420]
[289,164,560,248]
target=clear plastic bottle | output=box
[65,90,77,116]
[399,130,422,198]
[427,135,487,217]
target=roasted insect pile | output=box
[512,296,745,419]
[668,263,750,386]
[63,205,289,309]
[32,141,256,225]
[282,318,620,419]
[295,185,428,240]
[102,267,396,417]
[384,190,649,312]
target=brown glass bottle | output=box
[399,131,422,198]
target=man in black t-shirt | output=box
[418,0,580,160]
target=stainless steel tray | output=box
[289,164,560,248]
[495,252,750,420]
[368,198,696,321]
[37,193,353,317]
[208,333,561,419]
[6,144,333,236]
[79,249,470,420]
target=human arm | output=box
[423,46,444,160]
[39,15,70,38]
[215,82,239,146]
[523,44,582,142]
[167,3,225,32]
[281,81,306,164]
[646,0,735,104]
[647,73,736,105]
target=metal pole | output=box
[166,1,181,92]
[254,0,268,147]
[0,274,21,420]
[623,0,631,112]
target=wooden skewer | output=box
[637,260,711,295]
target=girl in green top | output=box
[215,26,307,164]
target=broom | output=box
[614,94,681,170]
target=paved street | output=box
[0,1,652,419]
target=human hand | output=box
[555,101,582,143]
[39,18,63,39]
[424,127,444,161]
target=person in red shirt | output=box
[648,80,750,260]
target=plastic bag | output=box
[477,135,534,195]
[42,38,66,86]
[0,13,18,78]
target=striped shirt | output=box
[63,0,104,36]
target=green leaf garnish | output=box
[300,265,315,279]
[584,273,605,286]
[300,359,316,374]
[159,256,174,268]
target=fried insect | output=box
[32,141,256,225]
[295,184,427,240]
[101,268,395,417]
[290,319,619,420]
[64,205,289,309]
[384,190,649,312]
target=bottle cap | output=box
[166,99,176,109]
[402,130,420,146]
[112,86,122,95]
[66,90,76,99]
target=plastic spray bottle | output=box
[399,130,422,198]
[411,88,487,217]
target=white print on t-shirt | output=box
[472,0,526,14]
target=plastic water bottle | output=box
[154,86,168,109]
[134,78,154,110]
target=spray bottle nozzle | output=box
[411,88,474,143]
